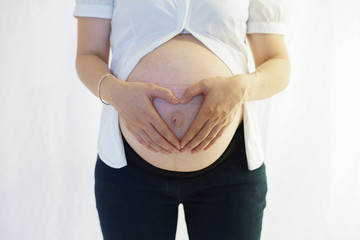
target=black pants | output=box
[94,123,268,240]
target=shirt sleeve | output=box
[73,0,114,19]
[246,0,288,35]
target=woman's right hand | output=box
[110,80,181,154]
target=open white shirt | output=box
[73,0,287,171]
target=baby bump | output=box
[118,34,243,172]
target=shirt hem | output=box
[98,150,128,169]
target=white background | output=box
[0,0,359,239]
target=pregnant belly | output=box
[118,34,244,172]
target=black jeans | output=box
[94,124,268,240]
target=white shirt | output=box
[73,0,287,171]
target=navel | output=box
[170,111,184,128]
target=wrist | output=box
[101,74,124,105]
[230,72,260,102]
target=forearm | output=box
[234,57,291,102]
[75,54,123,105]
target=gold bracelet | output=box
[97,73,113,105]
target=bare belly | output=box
[119,34,244,172]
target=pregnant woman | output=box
[74,0,290,239]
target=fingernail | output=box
[180,97,185,103]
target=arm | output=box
[237,33,291,101]
[75,17,181,153]
[75,17,122,105]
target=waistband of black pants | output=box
[122,121,245,181]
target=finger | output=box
[203,125,227,151]
[145,124,179,153]
[180,81,206,104]
[151,113,181,150]
[181,118,219,153]
[190,124,222,153]
[132,132,159,153]
[149,84,180,104]
[140,129,171,155]
[180,104,214,148]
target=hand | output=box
[112,81,181,154]
[179,76,248,153]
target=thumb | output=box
[150,85,180,104]
[180,81,206,104]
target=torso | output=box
[119,34,244,172]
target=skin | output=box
[179,33,290,153]
[179,76,247,154]
[75,17,290,154]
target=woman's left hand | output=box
[179,75,249,153]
